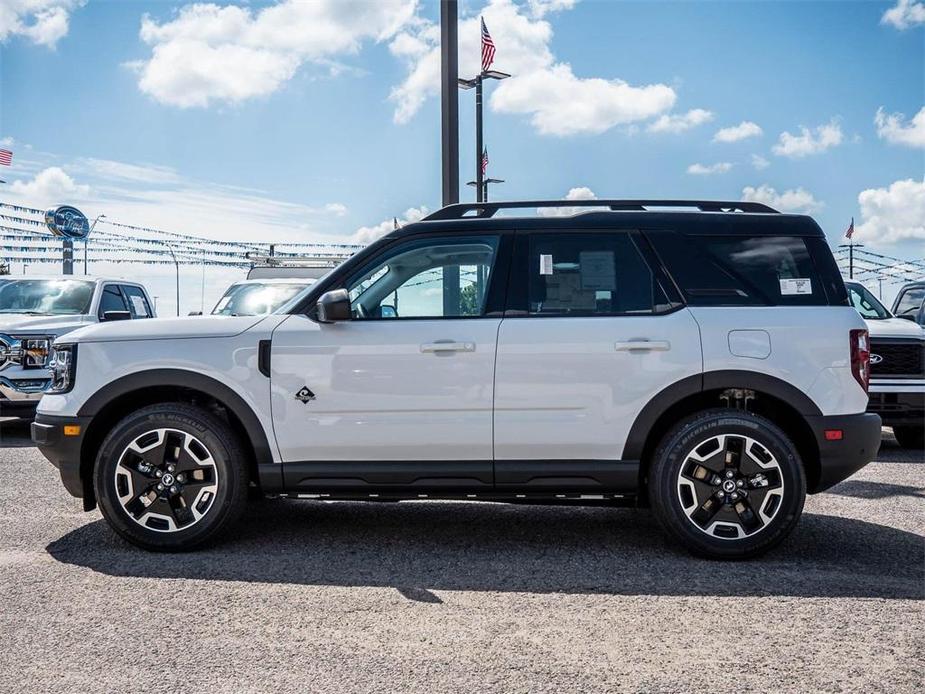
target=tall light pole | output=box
[440,0,460,207]
[84,214,105,275]
[161,241,180,316]
[459,68,509,202]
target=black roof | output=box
[388,199,824,240]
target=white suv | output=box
[0,276,155,418]
[32,200,881,559]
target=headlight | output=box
[20,337,51,368]
[47,344,77,394]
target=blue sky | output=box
[0,0,923,312]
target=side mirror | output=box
[379,305,397,318]
[316,289,352,323]
[101,310,132,322]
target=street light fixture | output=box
[467,177,505,202]
[458,68,510,202]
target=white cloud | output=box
[713,121,763,143]
[0,0,83,47]
[81,158,181,185]
[855,178,925,243]
[389,0,676,135]
[527,0,577,18]
[751,154,770,170]
[9,167,90,203]
[772,119,844,158]
[881,0,925,29]
[687,162,733,175]
[874,106,925,148]
[353,206,428,244]
[741,184,823,213]
[130,0,417,108]
[647,109,714,134]
[537,186,598,216]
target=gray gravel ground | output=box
[0,419,922,693]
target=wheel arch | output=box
[626,371,823,502]
[77,369,275,510]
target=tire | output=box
[893,426,924,450]
[93,403,249,551]
[649,409,806,560]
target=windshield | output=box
[0,279,95,316]
[895,286,924,318]
[212,282,311,316]
[846,283,891,320]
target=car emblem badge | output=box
[869,354,883,365]
[295,386,316,404]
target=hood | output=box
[865,316,925,339]
[57,314,272,345]
[0,313,93,336]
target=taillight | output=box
[850,329,870,392]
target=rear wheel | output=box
[893,426,924,449]
[649,409,806,559]
[94,403,249,551]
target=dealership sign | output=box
[44,205,90,240]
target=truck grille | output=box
[869,338,925,378]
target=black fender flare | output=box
[622,370,822,461]
[78,369,275,470]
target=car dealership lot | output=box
[0,421,921,694]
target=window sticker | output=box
[779,278,812,295]
[579,251,616,291]
[539,254,554,275]
[129,295,149,316]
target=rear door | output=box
[493,229,702,488]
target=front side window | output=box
[345,236,499,319]
[99,285,128,316]
[527,232,665,316]
[0,279,94,316]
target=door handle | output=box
[615,339,671,352]
[420,341,476,353]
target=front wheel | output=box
[649,409,806,559]
[893,426,924,450]
[94,403,249,551]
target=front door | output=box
[270,233,508,490]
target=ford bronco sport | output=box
[32,200,881,558]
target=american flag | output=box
[0,149,11,167]
[845,217,854,240]
[481,147,489,175]
[481,17,496,73]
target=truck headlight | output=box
[47,344,77,393]
[20,337,51,368]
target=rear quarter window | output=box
[647,231,830,306]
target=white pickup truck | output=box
[0,276,155,418]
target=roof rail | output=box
[422,199,779,221]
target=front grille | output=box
[869,338,925,377]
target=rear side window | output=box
[526,232,669,316]
[122,285,152,318]
[648,231,828,306]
